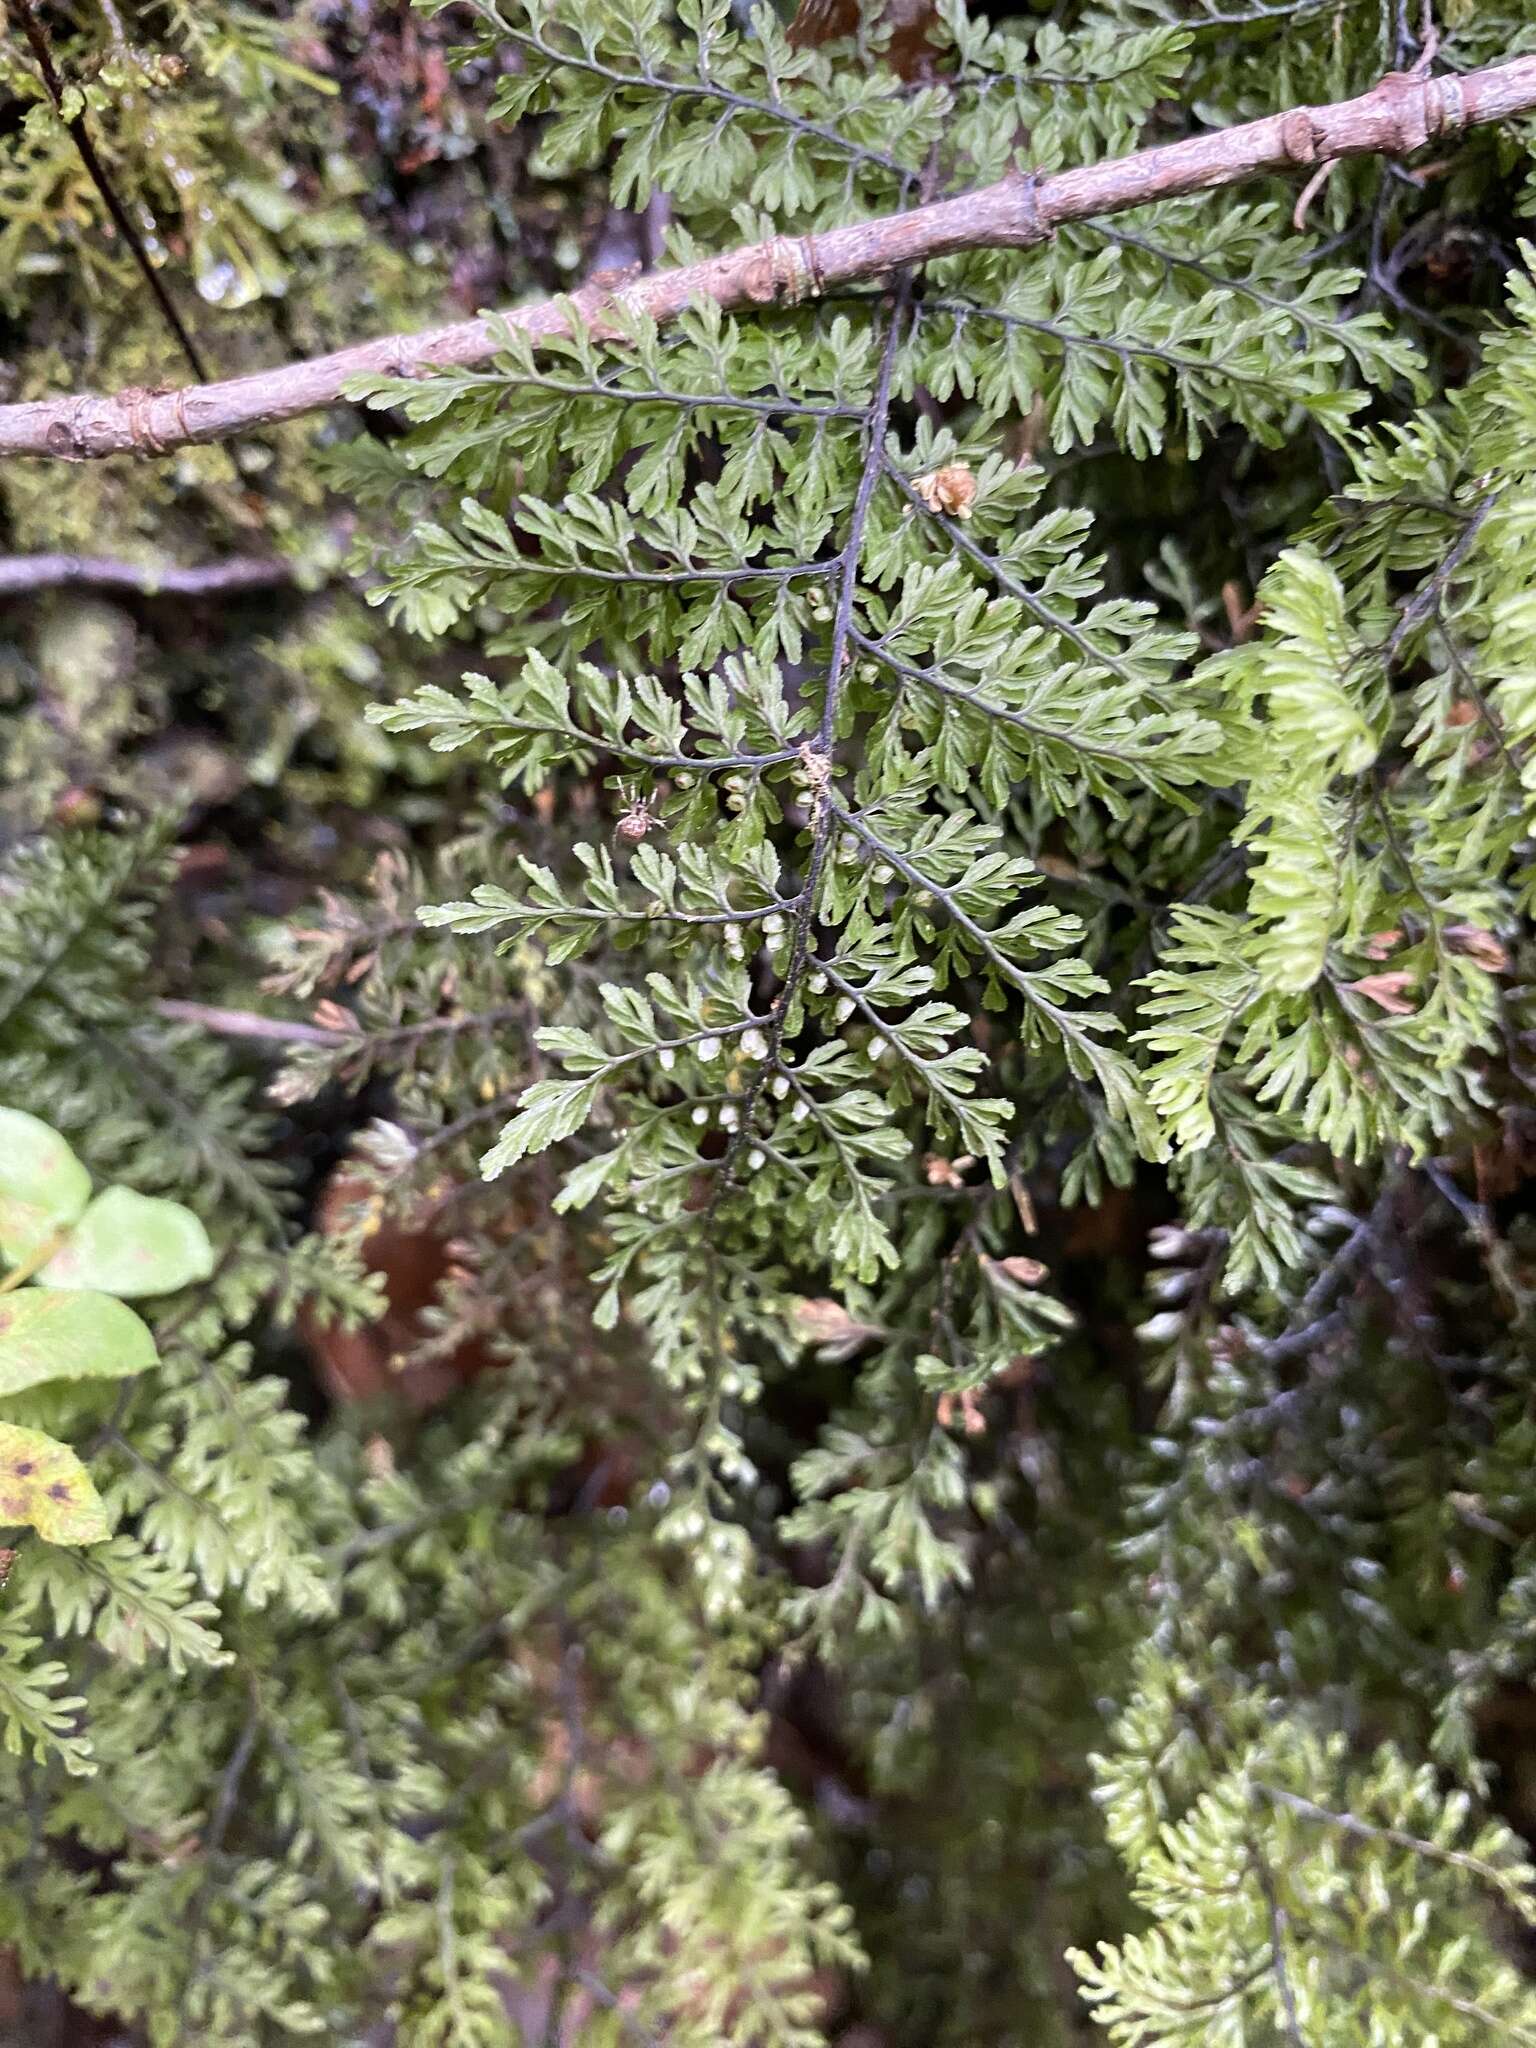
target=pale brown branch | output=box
[2,58,1531,464]
[0,552,295,598]
[154,1000,347,1045]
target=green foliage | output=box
[5,0,1536,2041]
[0,1107,210,1546]
[0,1107,92,1261]
[0,1289,157,1399]
[1075,1654,1536,2044]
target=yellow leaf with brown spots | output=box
[0,1424,109,1546]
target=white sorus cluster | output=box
[721,911,785,963]
[1147,1265,1198,1304]
[657,1502,712,1545]
[1135,1311,1186,1345]
[1148,1224,1202,1260]
[740,1028,769,1060]
[668,1511,754,1620]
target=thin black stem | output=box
[463,556,831,590]
[438,714,799,775]
[1381,493,1495,667]
[1254,1778,1531,1896]
[1086,221,1361,351]
[921,294,1280,398]
[420,369,866,420]
[885,461,1149,691]
[476,5,909,182]
[851,626,1164,772]
[206,1714,262,1855]
[1432,612,1523,777]
[716,275,914,1186]
[16,0,210,382]
[828,797,1093,1044]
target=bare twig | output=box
[154,1001,349,1046]
[0,552,296,598]
[155,997,534,1053]
[3,58,1529,462]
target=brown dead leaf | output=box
[937,1389,987,1435]
[989,1254,1049,1286]
[788,1297,887,1360]
[911,462,977,519]
[362,1435,396,1479]
[786,0,941,80]
[1444,924,1509,973]
[923,1154,975,1188]
[297,1165,525,1410]
[1221,580,1260,643]
[1346,970,1418,1016]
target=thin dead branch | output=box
[1,57,1529,462]
[0,553,295,598]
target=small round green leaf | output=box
[37,1187,215,1299]
[0,1423,109,1545]
[0,1108,92,1269]
[0,1289,157,1396]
